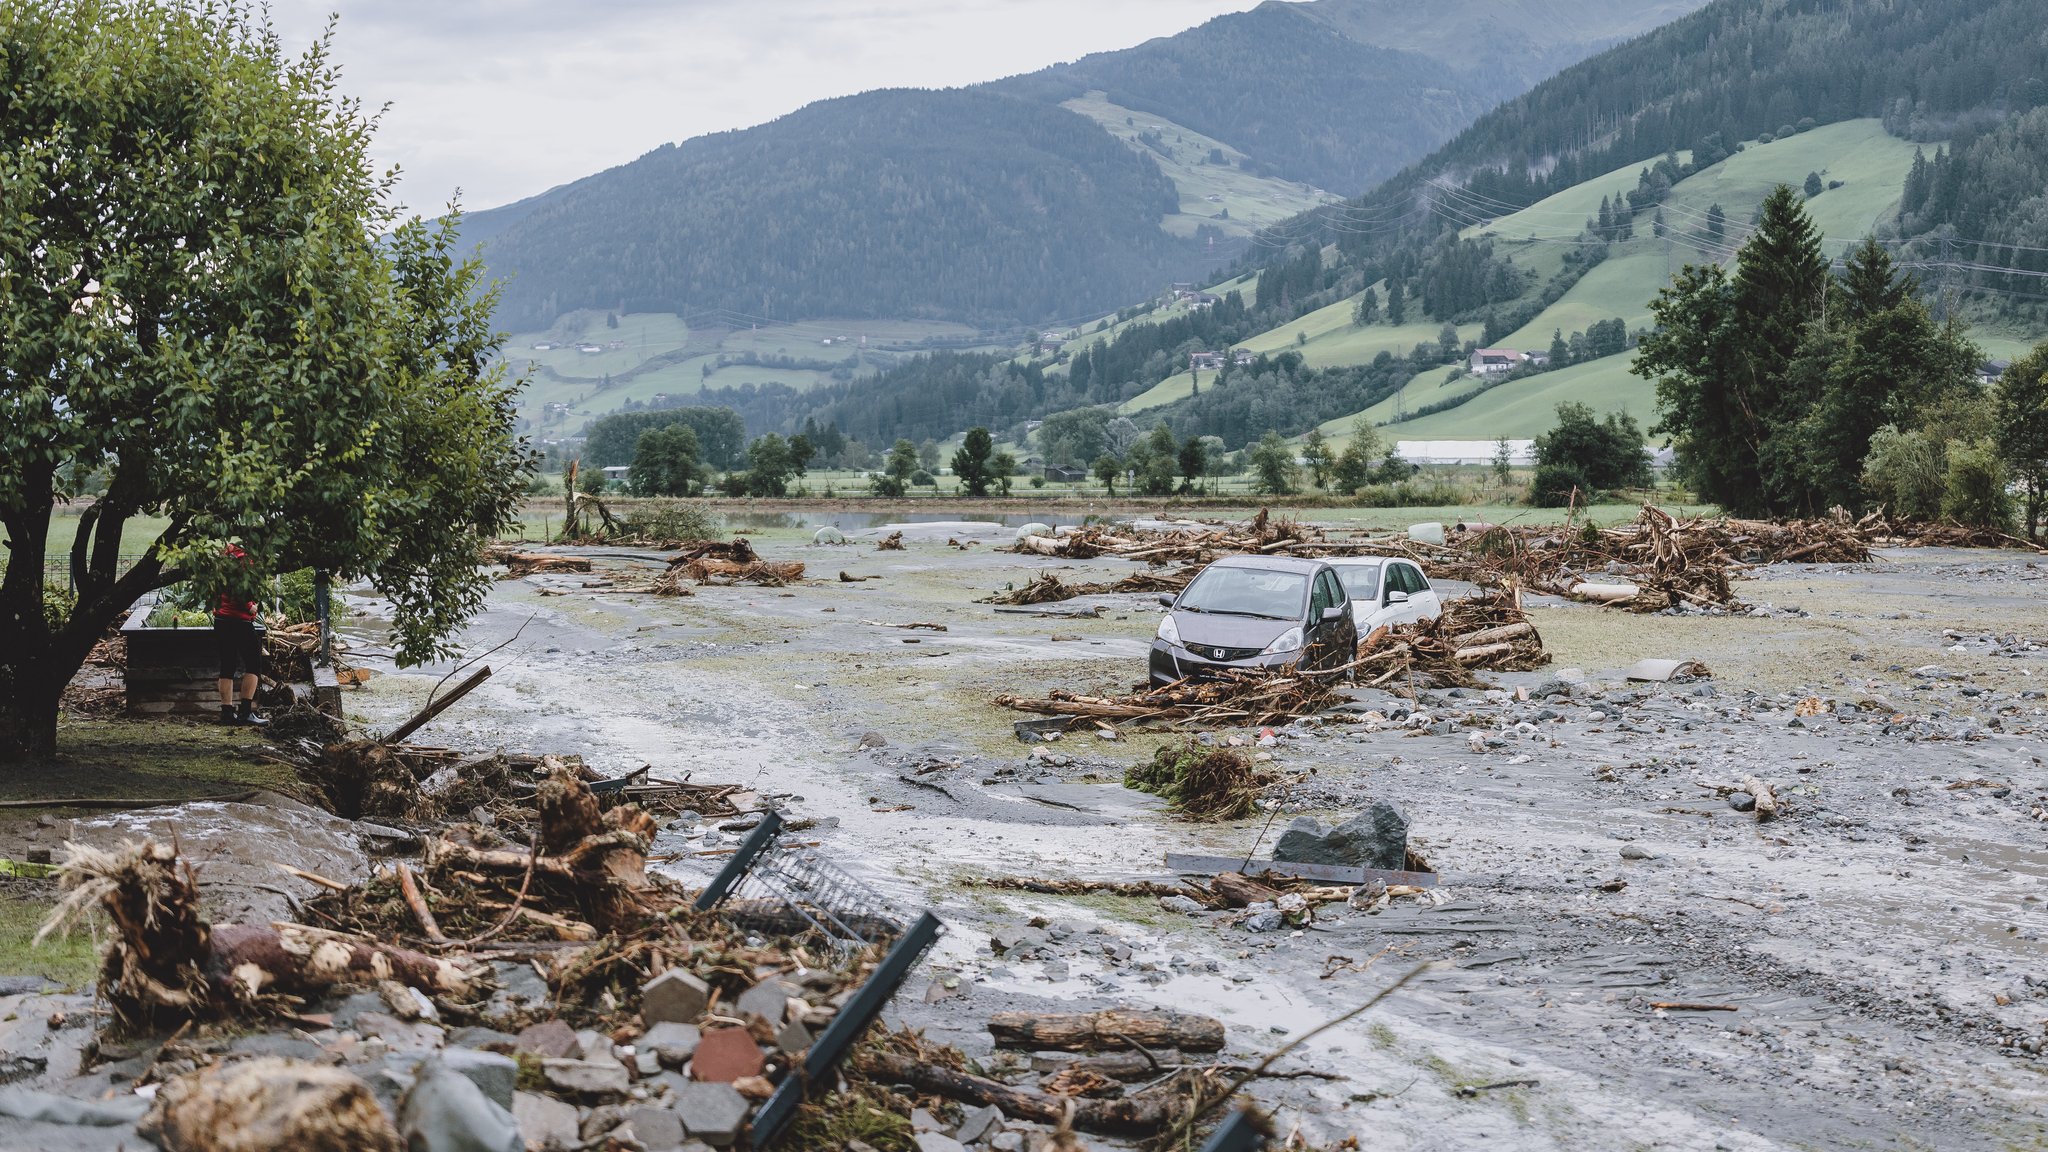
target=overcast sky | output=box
[266,1,1263,215]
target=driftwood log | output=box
[855,1053,1181,1135]
[988,1009,1226,1053]
[1209,872,1283,908]
[40,839,478,1030]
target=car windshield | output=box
[1333,563,1382,600]
[1177,566,1307,620]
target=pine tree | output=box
[1901,147,1930,216]
[1706,203,1726,241]
[1385,279,1406,325]
[1549,329,1570,368]
[1837,237,1915,326]
[1734,185,1829,378]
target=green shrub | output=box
[1861,425,1946,519]
[620,501,717,542]
[1125,740,1269,821]
[1528,463,1588,507]
[274,568,341,625]
[1941,438,2014,530]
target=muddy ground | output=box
[7,514,2045,1150]
[296,517,2044,1151]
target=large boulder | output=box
[1273,802,1409,871]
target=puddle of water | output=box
[725,510,1079,532]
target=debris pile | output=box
[1124,739,1274,820]
[1011,509,1331,566]
[1357,588,1548,689]
[996,667,1347,730]
[979,565,1202,605]
[1440,506,1873,611]
[678,558,806,587]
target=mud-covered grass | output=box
[1,717,303,805]
[0,885,99,988]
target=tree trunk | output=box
[0,661,63,763]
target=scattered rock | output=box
[672,1081,749,1145]
[956,1104,1003,1144]
[541,1057,630,1098]
[639,1022,703,1067]
[642,969,711,1026]
[435,1048,519,1110]
[915,1134,968,1152]
[1619,845,1652,860]
[624,1103,688,1151]
[1158,895,1205,915]
[1727,791,1757,812]
[1273,802,1409,871]
[356,1011,446,1052]
[858,732,889,750]
[515,1019,580,1060]
[397,1056,523,1152]
[688,1027,764,1083]
[512,1090,580,1152]
[735,978,798,1026]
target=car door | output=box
[1403,563,1443,621]
[1304,570,1336,667]
[1385,563,1424,625]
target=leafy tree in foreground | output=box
[1301,428,1334,489]
[951,427,995,498]
[0,1,530,762]
[1995,345,2048,537]
[1176,436,1208,495]
[630,424,702,496]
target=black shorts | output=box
[214,616,264,680]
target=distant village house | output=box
[1469,348,1531,375]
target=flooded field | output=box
[324,513,2048,1150]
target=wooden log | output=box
[1739,775,1777,820]
[987,1009,1225,1053]
[382,666,491,747]
[395,863,447,944]
[854,1052,1178,1136]
[207,923,477,1002]
[1032,1049,1185,1080]
[1447,621,1533,648]
[1209,871,1282,908]
[1453,641,1514,664]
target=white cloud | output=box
[263,0,1262,213]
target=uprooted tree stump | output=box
[39,839,478,1033]
[142,1057,402,1152]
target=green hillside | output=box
[1293,120,1934,444]
[1060,95,1337,239]
[508,311,994,439]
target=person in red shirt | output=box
[214,544,266,727]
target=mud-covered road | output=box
[345,520,2048,1150]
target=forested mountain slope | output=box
[468,89,1197,332]
[468,0,1707,332]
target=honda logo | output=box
[1212,648,1226,659]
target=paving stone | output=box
[912,1107,944,1131]
[673,1081,749,1146]
[624,1103,687,1151]
[774,1017,812,1057]
[642,969,711,1026]
[640,1022,702,1067]
[734,978,798,1026]
[916,1134,968,1152]
[688,1027,764,1083]
[512,1090,580,1151]
[515,1019,580,1059]
[542,1057,631,1098]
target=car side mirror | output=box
[1387,591,1410,605]
[1321,606,1345,622]
[1157,593,1175,607]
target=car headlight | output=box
[1156,615,1180,646]
[1261,627,1303,655]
